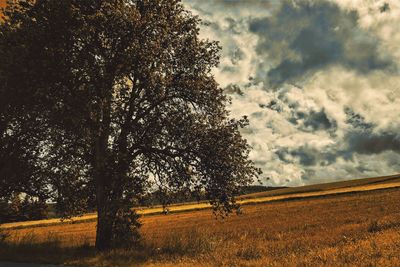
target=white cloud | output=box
[183,0,400,186]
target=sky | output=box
[183,0,400,186]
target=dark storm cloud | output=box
[249,0,393,85]
[261,91,337,132]
[302,109,336,132]
[273,106,400,171]
[260,99,283,112]
[344,107,374,130]
[343,108,400,155]
[346,131,400,155]
[289,109,337,132]
[291,147,317,166]
[276,146,337,167]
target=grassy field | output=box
[1,177,400,266]
[2,174,400,230]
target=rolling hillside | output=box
[1,180,400,266]
[2,174,400,230]
[240,173,400,199]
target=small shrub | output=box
[111,208,141,248]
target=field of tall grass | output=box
[1,187,399,266]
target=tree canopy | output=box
[0,0,261,250]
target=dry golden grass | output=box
[3,174,400,230]
[1,186,400,266]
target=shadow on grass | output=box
[0,233,95,266]
[0,227,219,266]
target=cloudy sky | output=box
[183,0,400,186]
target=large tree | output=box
[0,0,261,250]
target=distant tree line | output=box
[0,194,48,224]
[139,185,282,206]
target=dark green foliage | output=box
[111,208,141,248]
[20,195,48,221]
[0,194,48,223]
[0,0,261,250]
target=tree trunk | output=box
[93,81,122,251]
[93,87,114,251]
[93,137,115,250]
[95,183,113,251]
[95,213,113,251]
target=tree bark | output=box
[94,80,114,251]
[93,124,113,250]
[95,184,113,251]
